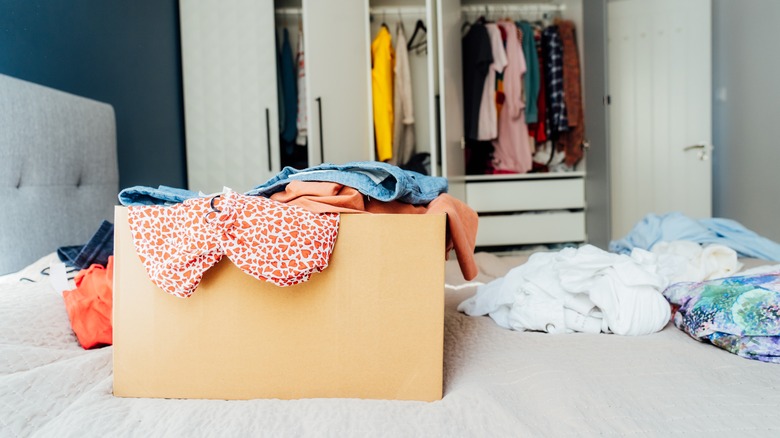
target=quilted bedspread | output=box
[2,258,780,437]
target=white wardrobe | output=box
[180,0,374,194]
[179,0,611,249]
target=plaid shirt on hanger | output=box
[542,25,568,138]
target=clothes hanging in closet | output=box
[279,28,298,144]
[461,22,492,142]
[296,28,308,146]
[392,24,416,167]
[476,23,507,141]
[372,25,395,162]
[542,25,568,139]
[528,23,548,143]
[492,20,533,174]
[518,21,540,124]
[556,19,585,167]
[461,16,585,176]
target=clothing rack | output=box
[369,6,427,24]
[275,7,302,16]
[368,6,427,16]
[461,3,565,19]
[275,7,302,31]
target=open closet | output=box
[179,0,611,249]
[367,0,440,176]
[436,0,589,249]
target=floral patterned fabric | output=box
[664,271,780,363]
[128,191,339,298]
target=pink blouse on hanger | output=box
[492,21,533,174]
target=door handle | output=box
[265,108,272,172]
[683,143,712,161]
[316,97,324,164]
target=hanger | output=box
[396,9,406,36]
[462,9,480,36]
[407,19,427,51]
[461,16,472,35]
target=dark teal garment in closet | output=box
[280,28,298,144]
[518,21,540,124]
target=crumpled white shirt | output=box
[458,245,672,336]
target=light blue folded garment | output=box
[118,161,449,207]
[609,212,780,262]
[118,185,201,206]
[246,161,448,205]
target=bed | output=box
[2,74,780,437]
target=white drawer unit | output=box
[475,211,586,247]
[466,177,584,212]
[461,174,587,248]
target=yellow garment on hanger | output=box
[372,26,395,162]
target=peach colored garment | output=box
[271,180,479,280]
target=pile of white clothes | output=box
[458,242,744,336]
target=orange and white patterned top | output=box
[127,191,340,298]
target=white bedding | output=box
[3,258,780,437]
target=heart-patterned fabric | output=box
[127,191,339,298]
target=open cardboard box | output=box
[112,206,445,401]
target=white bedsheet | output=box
[2,258,780,437]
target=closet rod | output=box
[368,6,427,16]
[460,4,565,14]
[275,7,302,15]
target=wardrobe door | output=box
[436,0,465,182]
[607,0,712,239]
[582,0,611,249]
[180,0,280,193]
[302,0,372,165]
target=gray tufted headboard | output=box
[0,74,119,275]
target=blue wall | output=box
[0,0,187,190]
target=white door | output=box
[180,0,280,193]
[608,0,712,238]
[302,0,372,165]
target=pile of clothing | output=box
[63,161,479,349]
[459,212,780,363]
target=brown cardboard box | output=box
[112,206,445,401]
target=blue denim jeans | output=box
[246,161,448,204]
[118,185,201,207]
[57,220,114,269]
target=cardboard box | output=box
[112,206,445,401]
